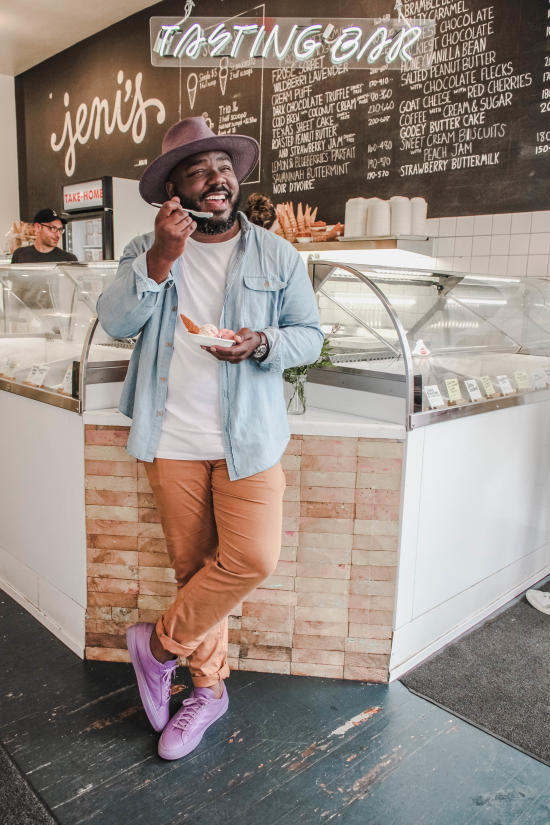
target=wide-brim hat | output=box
[139,117,259,205]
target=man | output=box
[97,117,323,761]
[11,209,77,263]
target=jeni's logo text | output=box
[50,71,166,177]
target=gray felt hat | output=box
[139,117,259,205]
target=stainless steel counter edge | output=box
[410,386,550,428]
[0,376,80,411]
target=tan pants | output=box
[145,458,285,687]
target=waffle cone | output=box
[180,313,200,334]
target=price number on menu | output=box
[464,379,482,402]
[26,364,49,386]
[444,377,463,404]
[425,384,445,409]
[366,170,390,180]
[497,374,515,395]
[532,371,547,390]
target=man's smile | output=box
[202,190,231,210]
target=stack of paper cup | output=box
[389,196,412,236]
[344,197,369,237]
[411,197,428,236]
[366,198,391,237]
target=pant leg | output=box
[145,458,229,686]
[155,459,285,673]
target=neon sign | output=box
[150,17,435,70]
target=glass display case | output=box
[308,259,550,428]
[0,262,126,412]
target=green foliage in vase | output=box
[283,337,333,384]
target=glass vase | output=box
[287,374,307,415]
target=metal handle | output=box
[79,316,99,413]
[313,260,415,427]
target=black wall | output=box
[15,0,550,223]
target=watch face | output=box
[253,343,268,359]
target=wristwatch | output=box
[252,331,269,361]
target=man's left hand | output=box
[202,328,262,363]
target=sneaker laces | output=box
[160,666,175,705]
[172,695,209,731]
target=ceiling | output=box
[0,1,160,76]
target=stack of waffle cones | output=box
[274,202,344,244]
[7,220,36,254]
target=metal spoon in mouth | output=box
[151,202,213,219]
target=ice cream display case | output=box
[0,261,128,412]
[308,259,550,429]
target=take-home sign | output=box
[150,17,435,70]
[63,180,103,210]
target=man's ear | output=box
[165,180,175,198]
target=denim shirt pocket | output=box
[242,273,286,327]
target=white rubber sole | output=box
[157,698,229,760]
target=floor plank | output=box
[2,590,550,825]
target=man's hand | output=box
[202,328,262,363]
[147,197,196,283]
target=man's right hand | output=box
[146,197,196,283]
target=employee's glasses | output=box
[40,223,65,234]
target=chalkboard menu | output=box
[247,0,550,221]
[15,0,550,223]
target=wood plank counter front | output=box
[84,425,404,682]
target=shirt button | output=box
[172,305,177,311]
[157,411,163,416]
[264,280,269,287]
[166,341,172,347]
[160,377,166,382]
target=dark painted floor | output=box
[2,590,550,825]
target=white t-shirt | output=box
[156,232,241,460]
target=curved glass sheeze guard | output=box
[309,260,550,428]
[0,262,120,411]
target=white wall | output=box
[0,74,19,254]
[428,210,550,278]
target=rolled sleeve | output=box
[97,232,177,340]
[134,252,174,298]
[254,251,323,374]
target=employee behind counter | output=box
[11,208,77,264]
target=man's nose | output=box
[205,167,227,185]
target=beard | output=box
[177,189,241,235]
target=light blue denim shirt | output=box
[96,213,323,480]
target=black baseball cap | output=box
[33,208,68,225]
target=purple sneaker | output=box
[126,622,177,732]
[158,684,229,760]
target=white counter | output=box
[83,406,406,440]
[4,385,550,680]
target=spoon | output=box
[151,202,213,218]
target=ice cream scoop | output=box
[199,324,220,337]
